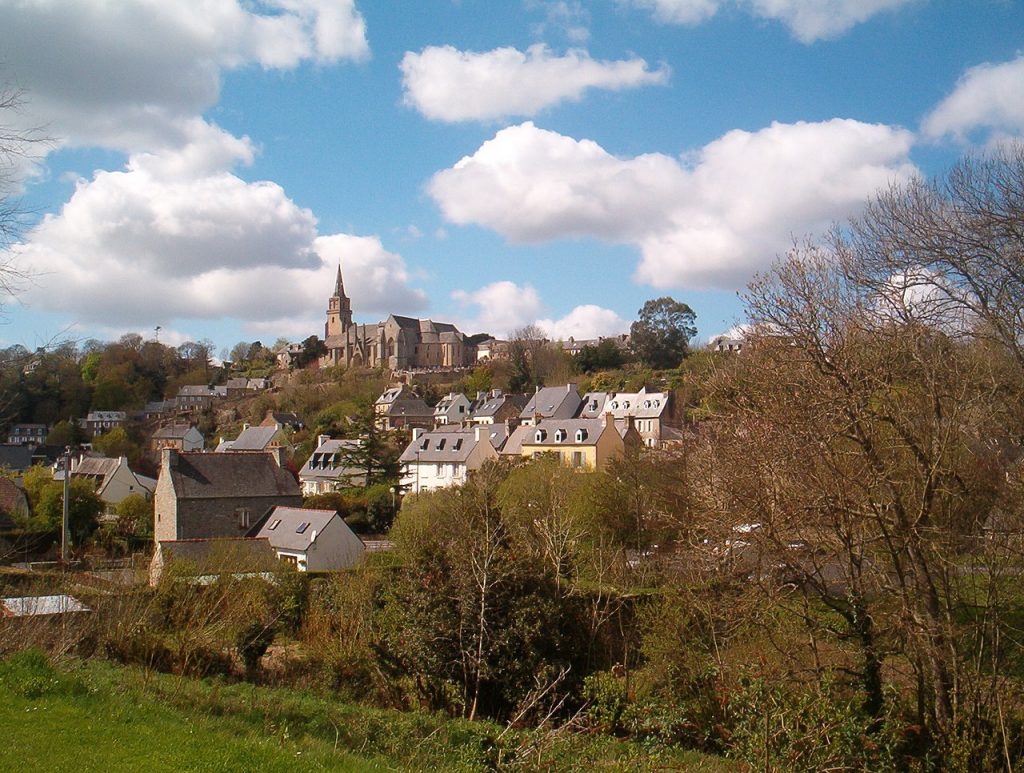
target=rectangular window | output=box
[268,519,281,531]
[572,452,584,468]
[296,522,309,534]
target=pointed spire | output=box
[334,263,346,298]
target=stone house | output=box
[153,449,302,543]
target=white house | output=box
[253,506,365,572]
[71,455,156,513]
[399,426,498,494]
[298,436,365,495]
[433,392,473,426]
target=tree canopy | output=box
[629,297,697,369]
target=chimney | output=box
[412,427,425,441]
[317,434,330,447]
[475,426,484,442]
[602,410,612,429]
[242,422,250,431]
[270,447,286,468]
[161,447,178,472]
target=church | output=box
[320,265,476,371]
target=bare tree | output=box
[0,86,49,305]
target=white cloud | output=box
[626,0,721,25]
[452,281,546,336]
[429,120,917,289]
[451,280,627,339]
[626,0,917,42]
[537,305,630,340]
[0,0,369,155]
[400,44,668,123]
[429,122,685,242]
[922,54,1024,142]
[9,135,425,330]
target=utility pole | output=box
[61,445,71,563]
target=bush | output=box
[727,675,903,772]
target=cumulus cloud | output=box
[9,133,425,329]
[0,0,368,154]
[626,0,917,43]
[400,44,668,123]
[921,54,1024,143]
[429,120,917,289]
[537,305,630,340]
[451,280,627,339]
[452,281,546,336]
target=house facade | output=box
[373,384,434,431]
[299,436,365,495]
[399,426,498,494]
[72,456,155,512]
[153,449,302,543]
[519,416,626,471]
[151,424,204,453]
[6,424,48,445]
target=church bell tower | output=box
[325,264,352,338]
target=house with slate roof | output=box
[254,506,365,572]
[153,449,302,543]
[433,392,473,426]
[299,436,365,495]
[373,384,435,431]
[71,456,156,513]
[399,425,498,494]
[469,390,528,426]
[519,415,632,471]
[215,425,287,455]
[151,424,204,453]
[520,384,583,426]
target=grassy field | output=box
[0,651,738,772]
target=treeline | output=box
[0,335,218,430]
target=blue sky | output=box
[1,0,1022,358]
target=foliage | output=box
[291,335,327,370]
[629,297,697,369]
[35,478,103,545]
[575,338,627,373]
[91,425,142,464]
[379,465,579,721]
[113,493,151,539]
[728,676,903,772]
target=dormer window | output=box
[420,438,429,450]
[554,429,567,442]
[437,438,446,450]
[610,401,619,409]
[453,438,463,451]
[535,429,547,442]
[575,428,588,442]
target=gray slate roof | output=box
[400,427,487,464]
[521,385,582,420]
[165,452,300,500]
[255,507,341,551]
[219,426,280,452]
[157,537,277,574]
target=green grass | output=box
[0,651,738,772]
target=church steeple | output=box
[325,262,352,338]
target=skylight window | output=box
[296,522,309,534]
[268,519,281,531]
